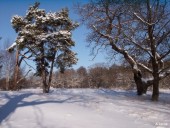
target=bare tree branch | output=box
[23,59,36,71]
[17,69,31,84]
[133,12,155,26]
[137,63,153,73]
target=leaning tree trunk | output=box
[134,71,144,95]
[133,70,152,95]
[121,51,148,95]
[110,42,152,96]
[133,70,148,95]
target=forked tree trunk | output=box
[134,68,160,101]
[121,51,149,95]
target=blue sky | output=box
[0,0,107,69]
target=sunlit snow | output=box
[0,88,170,128]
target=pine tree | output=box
[8,2,78,92]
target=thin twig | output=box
[23,59,36,70]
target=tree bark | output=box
[5,76,10,90]
[133,71,144,95]
[40,44,49,93]
[5,68,10,90]
[133,70,153,95]
[152,81,159,101]
[47,54,56,92]
[41,58,49,93]
[13,50,19,90]
[152,73,159,101]
[42,70,49,93]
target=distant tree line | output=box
[52,64,134,89]
[51,63,170,89]
[1,63,169,90]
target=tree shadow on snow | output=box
[96,89,170,114]
[0,93,33,124]
[97,88,170,104]
[0,88,170,127]
[0,90,96,126]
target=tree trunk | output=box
[42,72,49,93]
[13,50,19,90]
[152,82,159,101]
[5,69,10,90]
[42,64,49,93]
[134,71,144,95]
[152,75,159,101]
[47,54,56,92]
[40,43,49,93]
[133,70,152,95]
[5,76,10,90]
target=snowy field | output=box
[0,88,170,128]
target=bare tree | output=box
[88,63,110,88]
[77,66,88,88]
[1,39,16,90]
[7,44,32,90]
[76,0,170,101]
[53,69,80,88]
[109,64,133,89]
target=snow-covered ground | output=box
[0,88,170,128]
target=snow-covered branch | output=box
[123,33,151,56]
[159,70,170,80]
[137,63,153,73]
[93,25,139,70]
[92,25,123,52]
[133,12,155,26]
[6,42,16,52]
[39,30,71,41]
